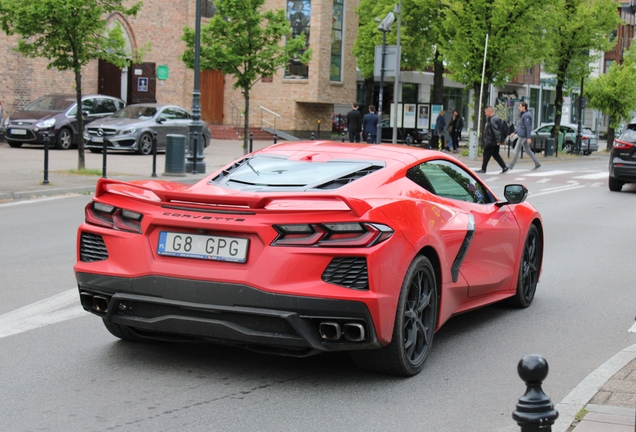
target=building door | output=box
[200,69,224,124]
[98,59,122,100]
[128,63,156,104]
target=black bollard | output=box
[42,132,50,185]
[151,131,158,177]
[273,134,278,144]
[367,133,372,144]
[513,354,559,432]
[102,138,109,178]
[311,132,315,141]
[249,133,253,153]
[341,132,345,142]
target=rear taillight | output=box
[613,139,634,150]
[272,222,393,247]
[581,136,589,141]
[85,202,143,234]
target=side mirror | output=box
[156,116,166,124]
[500,184,528,205]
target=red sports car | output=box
[74,141,543,376]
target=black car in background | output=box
[609,122,636,191]
[4,94,125,149]
[379,118,429,144]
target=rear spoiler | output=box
[94,178,373,217]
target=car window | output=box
[81,98,96,115]
[537,126,551,133]
[173,108,190,120]
[95,98,118,114]
[407,160,494,204]
[620,125,636,142]
[25,95,75,111]
[161,108,177,120]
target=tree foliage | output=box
[439,0,550,137]
[182,0,311,154]
[0,0,142,169]
[586,45,636,149]
[543,0,621,137]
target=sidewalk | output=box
[0,138,632,432]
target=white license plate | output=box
[157,232,249,263]
[10,129,27,135]
[91,136,103,143]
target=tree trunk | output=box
[553,78,565,138]
[364,76,375,112]
[607,123,615,151]
[432,49,444,105]
[75,70,85,170]
[243,88,250,156]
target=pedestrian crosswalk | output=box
[470,167,609,189]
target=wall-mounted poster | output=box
[417,105,429,129]
[389,103,403,128]
[431,104,443,130]
[285,0,311,80]
[403,104,416,128]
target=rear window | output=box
[620,125,636,142]
[24,95,75,112]
[211,155,384,191]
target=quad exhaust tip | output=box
[319,321,366,342]
[80,292,110,314]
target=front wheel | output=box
[351,255,438,376]
[608,176,623,192]
[136,133,153,155]
[509,225,542,308]
[55,128,73,150]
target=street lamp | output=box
[391,0,402,145]
[185,0,206,174]
[375,12,395,144]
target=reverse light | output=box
[35,118,56,128]
[272,222,393,247]
[85,202,143,233]
[613,139,634,150]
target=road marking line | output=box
[529,185,586,197]
[0,289,85,339]
[525,170,573,177]
[629,321,636,333]
[572,172,609,180]
[0,194,81,208]
[590,182,604,187]
[537,178,551,183]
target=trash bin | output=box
[545,138,554,157]
[163,134,186,177]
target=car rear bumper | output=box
[76,272,381,356]
[610,159,636,183]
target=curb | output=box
[0,185,96,202]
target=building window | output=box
[402,83,419,103]
[330,0,344,81]
[605,59,614,73]
[285,0,311,80]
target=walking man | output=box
[476,106,509,174]
[448,110,463,153]
[362,105,379,144]
[509,102,541,170]
[432,110,446,150]
[346,103,362,143]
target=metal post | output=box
[185,0,206,174]
[102,138,109,178]
[513,354,559,431]
[391,0,402,144]
[311,132,315,140]
[341,132,345,142]
[377,31,387,145]
[42,132,50,185]
[151,131,158,177]
[273,134,278,144]
[317,120,321,140]
[249,133,253,153]
[575,76,584,155]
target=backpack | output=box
[499,118,510,139]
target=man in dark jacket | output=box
[476,106,509,174]
[509,101,541,170]
[362,105,379,144]
[346,103,362,143]
[432,110,446,150]
[448,110,463,153]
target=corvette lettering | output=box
[162,212,246,222]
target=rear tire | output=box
[103,320,156,343]
[351,255,437,376]
[55,128,73,150]
[608,176,623,192]
[509,225,541,308]
[7,140,22,148]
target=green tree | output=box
[586,45,636,150]
[0,0,142,169]
[440,0,550,140]
[182,0,310,154]
[543,0,620,139]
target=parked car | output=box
[609,122,636,192]
[75,141,543,377]
[4,94,125,150]
[530,123,598,155]
[332,113,347,133]
[84,103,211,155]
[379,118,429,144]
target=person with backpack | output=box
[476,106,509,174]
[509,101,541,170]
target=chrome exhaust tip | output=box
[93,295,109,313]
[79,292,94,310]
[343,323,366,342]
[319,322,342,340]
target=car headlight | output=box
[35,118,56,128]
[120,128,136,135]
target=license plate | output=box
[91,136,103,143]
[157,232,249,263]
[10,129,27,135]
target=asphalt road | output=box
[0,158,634,432]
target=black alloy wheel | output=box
[510,225,541,308]
[137,132,153,155]
[351,255,438,376]
[56,128,73,150]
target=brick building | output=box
[0,0,358,137]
